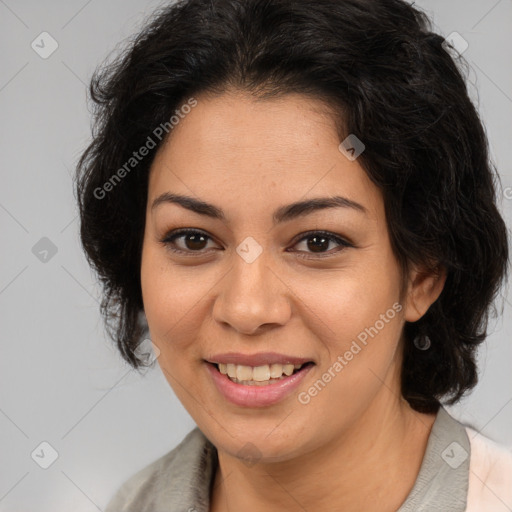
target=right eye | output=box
[160,229,222,255]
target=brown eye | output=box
[162,229,220,254]
[292,231,352,257]
[182,232,208,250]
[305,235,330,253]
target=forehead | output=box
[147,90,382,220]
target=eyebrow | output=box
[151,192,367,224]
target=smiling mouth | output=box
[211,361,315,386]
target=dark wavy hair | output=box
[75,0,509,413]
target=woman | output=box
[76,0,512,510]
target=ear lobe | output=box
[404,265,447,323]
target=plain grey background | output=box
[1,0,511,510]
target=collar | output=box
[106,405,469,511]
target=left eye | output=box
[290,231,351,256]
[161,229,351,257]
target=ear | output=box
[403,264,447,323]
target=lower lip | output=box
[206,362,314,407]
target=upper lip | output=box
[206,352,313,367]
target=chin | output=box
[202,415,317,464]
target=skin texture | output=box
[140,90,446,511]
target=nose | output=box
[212,250,292,335]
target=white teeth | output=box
[269,363,283,378]
[216,362,305,382]
[283,364,294,376]
[226,364,237,378]
[236,365,253,381]
[252,365,271,381]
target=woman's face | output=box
[140,90,433,462]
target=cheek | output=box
[292,275,404,422]
[140,245,194,345]
[288,252,404,412]
[290,262,402,354]
[140,243,224,358]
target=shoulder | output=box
[105,427,215,512]
[465,426,512,512]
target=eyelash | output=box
[160,228,352,259]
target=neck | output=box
[210,391,437,512]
